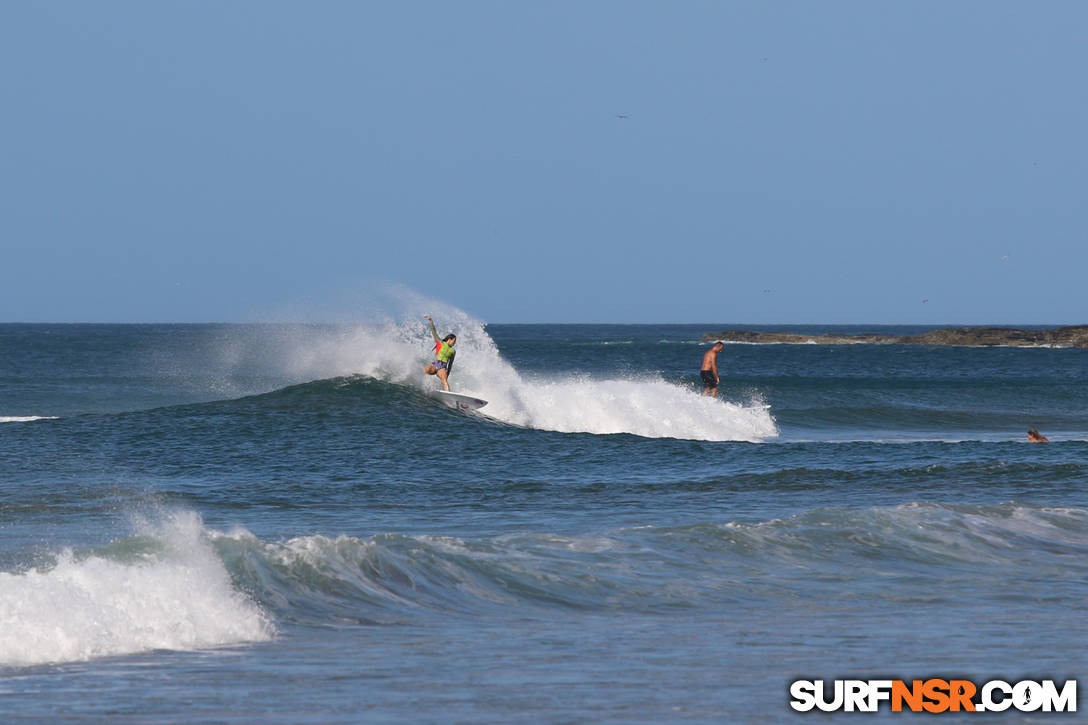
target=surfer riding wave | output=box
[422,315,457,391]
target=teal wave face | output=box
[203,502,1088,622]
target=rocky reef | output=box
[701,326,1088,348]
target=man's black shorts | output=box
[700,370,717,387]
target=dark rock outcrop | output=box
[701,326,1088,348]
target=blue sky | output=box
[2,1,1085,324]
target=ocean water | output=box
[1,319,1086,722]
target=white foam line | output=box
[0,511,274,666]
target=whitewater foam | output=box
[438,326,776,440]
[0,511,274,667]
[472,374,777,441]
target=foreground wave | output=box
[4,503,1084,667]
[222,502,1088,618]
[0,512,274,667]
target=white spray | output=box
[0,511,273,666]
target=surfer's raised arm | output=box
[423,314,440,342]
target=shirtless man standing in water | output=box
[701,341,725,397]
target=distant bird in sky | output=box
[615,114,629,119]
[922,298,929,304]
[1000,254,1009,260]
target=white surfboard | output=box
[430,390,488,411]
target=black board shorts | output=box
[700,370,717,387]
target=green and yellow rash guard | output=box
[434,340,455,363]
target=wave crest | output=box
[212,503,1088,621]
[0,511,274,667]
